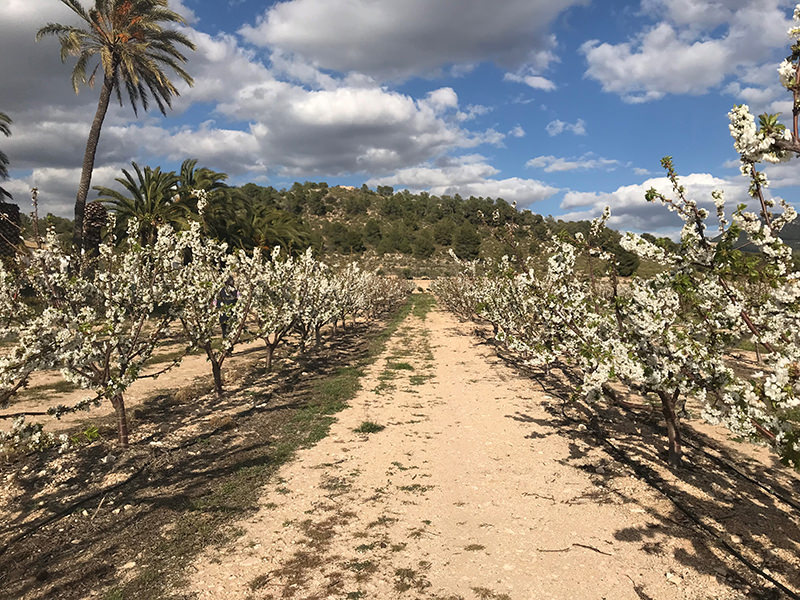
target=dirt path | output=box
[185,302,799,600]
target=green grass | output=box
[398,483,432,493]
[248,574,270,591]
[387,361,414,371]
[354,421,385,434]
[464,544,485,551]
[634,259,668,279]
[19,379,79,401]
[409,374,433,386]
[412,293,436,320]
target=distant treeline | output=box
[234,181,680,276]
[19,180,686,276]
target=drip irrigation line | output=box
[0,303,400,562]
[0,463,146,559]
[680,434,800,513]
[0,325,353,559]
[569,406,800,600]
[478,321,799,597]
[0,402,261,559]
[0,411,49,419]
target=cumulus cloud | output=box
[582,0,792,103]
[503,72,557,91]
[509,125,526,138]
[526,153,622,172]
[4,166,125,217]
[2,2,517,217]
[239,0,585,81]
[457,105,492,122]
[560,172,755,236]
[366,155,559,206]
[545,119,586,136]
[764,160,800,189]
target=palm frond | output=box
[0,113,11,138]
[38,0,194,108]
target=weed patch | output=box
[387,361,414,371]
[354,421,386,434]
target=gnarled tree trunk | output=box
[658,388,682,468]
[109,393,129,448]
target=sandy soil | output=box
[184,305,800,600]
[0,336,269,434]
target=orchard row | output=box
[0,220,410,451]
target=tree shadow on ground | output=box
[0,320,381,600]
[489,334,800,600]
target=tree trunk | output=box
[110,393,129,448]
[211,359,223,397]
[315,325,322,346]
[73,72,115,250]
[658,389,682,468]
[265,343,275,371]
[204,344,224,396]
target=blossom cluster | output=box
[435,194,800,466]
[0,221,409,452]
[435,13,800,466]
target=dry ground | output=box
[1,295,799,600]
[185,301,800,600]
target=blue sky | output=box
[2,0,799,237]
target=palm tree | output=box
[175,158,228,216]
[94,161,182,244]
[0,112,11,200]
[37,0,195,249]
[178,159,228,197]
[200,189,311,254]
[248,206,311,254]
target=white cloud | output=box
[4,166,125,217]
[239,0,585,81]
[560,172,756,235]
[208,75,501,174]
[457,104,492,122]
[582,0,793,103]
[2,6,513,214]
[764,160,800,189]
[509,125,526,138]
[526,153,621,172]
[545,119,586,136]
[504,72,557,91]
[367,155,559,206]
[425,87,460,112]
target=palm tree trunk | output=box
[73,72,114,249]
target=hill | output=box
[232,181,662,276]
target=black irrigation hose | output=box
[460,321,799,596]
[0,463,147,560]
[0,395,271,559]
[0,411,50,419]
[568,406,800,600]
[0,313,384,559]
[680,433,800,513]
[0,318,350,557]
